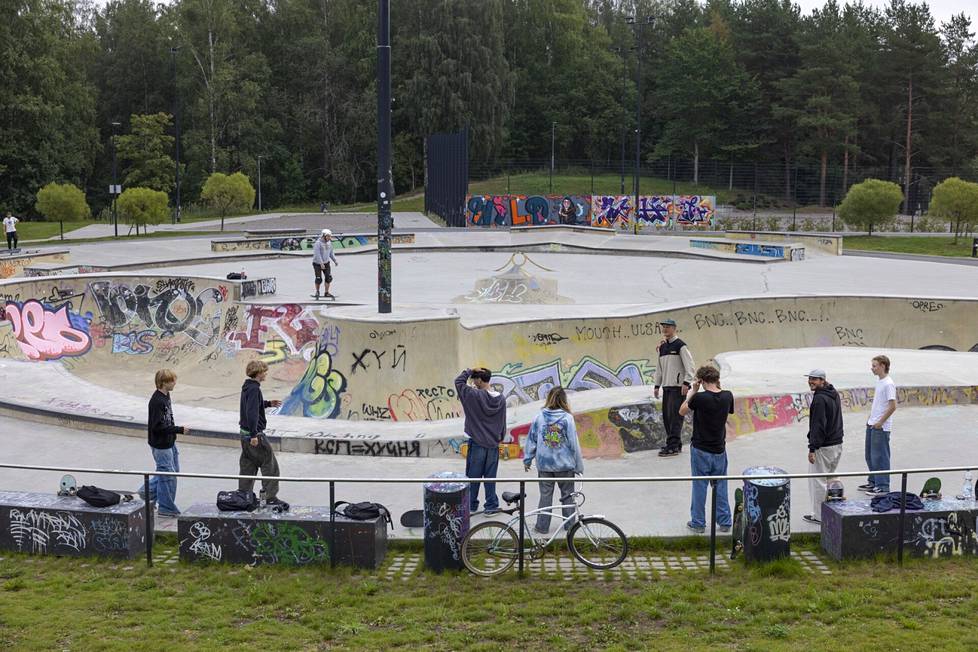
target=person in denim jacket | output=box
[524,387,584,533]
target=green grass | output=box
[845,236,975,257]
[12,221,91,240]
[1,537,976,650]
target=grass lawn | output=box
[11,221,91,240]
[1,537,976,650]
[845,236,975,257]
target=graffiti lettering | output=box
[313,439,422,457]
[528,332,568,345]
[4,300,92,361]
[9,509,87,553]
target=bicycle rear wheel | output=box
[462,521,519,576]
[567,517,628,569]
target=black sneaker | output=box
[658,448,680,458]
[863,487,888,496]
[265,498,290,511]
[857,482,874,491]
[802,514,821,524]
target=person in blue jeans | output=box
[861,355,897,496]
[140,369,190,517]
[455,367,507,513]
[679,365,734,533]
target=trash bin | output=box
[742,466,790,562]
[423,471,471,572]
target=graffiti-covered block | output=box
[0,491,148,559]
[465,195,590,227]
[821,498,978,561]
[177,504,387,568]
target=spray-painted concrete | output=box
[0,249,69,278]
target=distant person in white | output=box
[861,355,897,496]
[312,228,338,299]
[3,212,19,250]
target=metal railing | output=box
[0,462,973,575]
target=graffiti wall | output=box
[465,195,715,229]
[211,233,415,253]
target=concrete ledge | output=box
[690,238,803,261]
[726,230,843,256]
[1,249,70,279]
[510,224,616,235]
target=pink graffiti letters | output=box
[4,300,92,361]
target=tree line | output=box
[1,0,976,219]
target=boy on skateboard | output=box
[312,228,338,299]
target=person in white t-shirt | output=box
[3,212,19,251]
[861,354,897,496]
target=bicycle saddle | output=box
[501,491,525,504]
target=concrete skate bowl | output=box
[2,271,978,455]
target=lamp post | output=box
[611,47,626,195]
[550,121,557,194]
[257,155,265,212]
[170,46,182,224]
[377,0,394,313]
[626,15,654,226]
[111,121,121,238]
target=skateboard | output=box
[730,487,744,560]
[58,474,77,497]
[920,477,942,500]
[310,294,337,302]
[400,509,424,528]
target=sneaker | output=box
[857,482,875,491]
[864,487,888,496]
[686,521,705,534]
[483,508,499,516]
[802,514,821,524]
[324,293,336,299]
[157,510,181,518]
[265,498,290,511]
[658,448,681,458]
[717,524,731,533]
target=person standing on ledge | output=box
[803,369,845,524]
[141,368,189,518]
[239,360,287,510]
[861,354,896,496]
[3,211,19,251]
[653,318,695,457]
[312,228,338,299]
[455,367,507,514]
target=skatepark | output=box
[2,211,977,538]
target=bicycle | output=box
[460,482,628,576]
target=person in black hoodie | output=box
[142,369,189,517]
[455,367,507,514]
[239,360,286,508]
[803,369,845,524]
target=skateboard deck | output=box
[920,477,942,499]
[731,487,744,559]
[400,509,424,528]
[310,295,336,301]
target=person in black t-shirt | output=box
[679,365,734,534]
[141,369,190,517]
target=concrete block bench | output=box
[689,238,804,261]
[0,490,148,559]
[820,497,978,560]
[177,504,387,568]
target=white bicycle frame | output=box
[490,480,608,550]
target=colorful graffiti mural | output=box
[4,300,92,361]
[491,356,654,405]
[465,195,715,229]
[280,326,348,418]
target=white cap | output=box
[321,228,332,236]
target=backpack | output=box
[333,501,393,529]
[217,489,259,512]
[226,272,247,280]
[77,485,129,508]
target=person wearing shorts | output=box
[312,228,338,298]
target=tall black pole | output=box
[620,50,626,196]
[111,121,120,238]
[257,155,264,212]
[377,0,394,313]
[634,29,642,225]
[550,122,556,194]
[171,47,182,224]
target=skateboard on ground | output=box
[730,487,744,560]
[58,474,77,496]
[310,294,337,302]
[400,509,424,528]
[920,477,942,499]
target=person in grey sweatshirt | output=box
[523,387,584,533]
[455,368,507,513]
[312,229,339,299]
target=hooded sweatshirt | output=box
[524,408,584,474]
[808,383,845,452]
[239,378,269,437]
[454,369,507,448]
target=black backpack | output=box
[333,501,393,529]
[77,485,130,508]
[217,489,259,512]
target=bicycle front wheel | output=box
[567,517,628,569]
[462,521,519,576]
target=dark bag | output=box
[217,489,259,512]
[333,501,393,529]
[226,272,247,280]
[77,485,126,508]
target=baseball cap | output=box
[321,228,332,236]
[659,318,677,327]
[805,369,827,379]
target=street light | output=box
[611,47,627,195]
[626,15,654,226]
[111,121,121,238]
[550,122,557,194]
[257,155,266,212]
[170,46,182,224]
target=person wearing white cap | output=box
[803,369,845,524]
[312,228,339,299]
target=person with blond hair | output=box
[861,355,897,496]
[523,386,584,533]
[239,360,286,509]
[141,369,189,517]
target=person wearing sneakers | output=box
[860,355,896,496]
[141,368,189,517]
[803,369,845,524]
[312,228,338,299]
[653,318,695,457]
[239,360,288,510]
[455,367,507,515]
[679,365,733,534]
